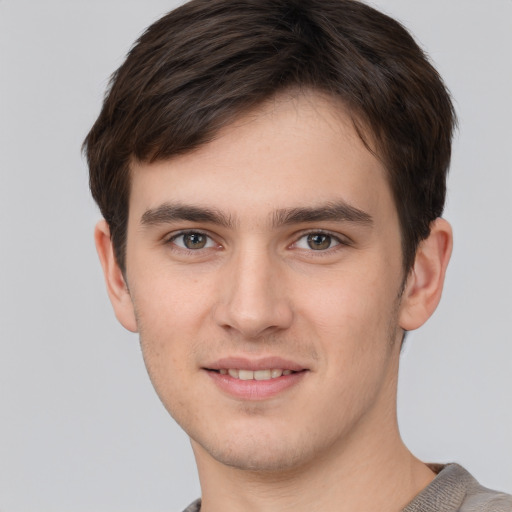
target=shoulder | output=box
[461,480,512,512]
[403,464,512,512]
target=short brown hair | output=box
[84,0,456,273]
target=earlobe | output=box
[94,220,138,333]
[399,218,453,331]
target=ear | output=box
[399,218,453,331]
[94,220,138,333]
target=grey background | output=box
[0,1,510,511]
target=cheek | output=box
[294,267,403,393]
[131,267,212,327]
[299,269,397,337]
[133,288,202,424]
[128,274,204,379]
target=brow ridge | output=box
[140,203,234,228]
[272,201,373,227]
[140,200,372,230]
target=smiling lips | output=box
[205,358,307,400]
[219,368,294,380]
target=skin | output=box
[96,92,452,512]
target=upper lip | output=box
[204,356,307,372]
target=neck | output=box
[193,415,434,512]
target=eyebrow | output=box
[140,203,235,228]
[272,201,373,227]
[140,200,372,229]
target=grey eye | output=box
[172,232,215,250]
[294,233,341,251]
[184,233,207,249]
[307,233,333,250]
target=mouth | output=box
[212,368,297,380]
[203,358,308,400]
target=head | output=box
[85,0,455,474]
[84,0,456,276]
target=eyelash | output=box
[291,230,351,254]
[166,230,219,252]
[165,229,350,255]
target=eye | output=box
[294,232,341,251]
[169,231,216,250]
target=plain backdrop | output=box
[0,1,511,511]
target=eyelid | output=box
[290,229,352,251]
[165,229,221,250]
[162,228,351,252]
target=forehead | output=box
[128,91,394,226]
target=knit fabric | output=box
[403,464,512,512]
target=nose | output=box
[214,247,294,339]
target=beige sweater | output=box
[404,463,512,512]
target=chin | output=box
[191,427,320,473]
[207,445,307,472]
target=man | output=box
[83,0,512,510]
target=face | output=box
[116,93,412,472]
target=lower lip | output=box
[206,370,307,400]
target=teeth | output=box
[254,369,271,380]
[219,368,294,380]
